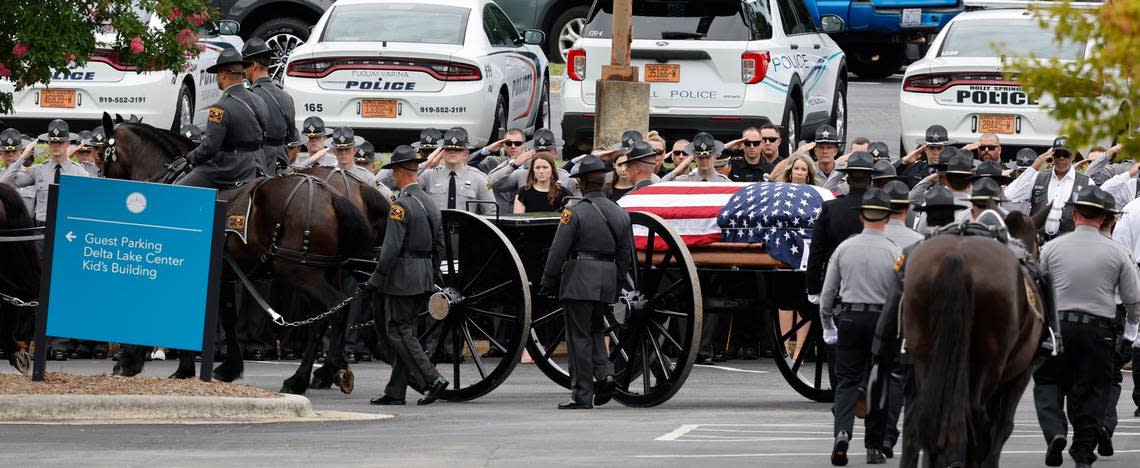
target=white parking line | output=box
[694,364,769,374]
[655,423,1140,443]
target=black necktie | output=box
[447,172,457,209]
[53,163,61,184]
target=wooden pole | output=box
[601,0,637,81]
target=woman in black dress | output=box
[513,152,569,213]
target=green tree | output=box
[0,0,214,113]
[1005,1,1138,157]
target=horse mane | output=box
[0,183,40,296]
[119,122,192,162]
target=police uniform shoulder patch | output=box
[560,208,573,225]
[390,204,406,222]
[208,106,225,124]
[893,253,906,272]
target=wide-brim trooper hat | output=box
[914,185,968,212]
[969,160,1012,185]
[684,132,726,156]
[1066,186,1118,214]
[859,188,893,219]
[839,151,875,172]
[883,180,911,211]
[410,128,443,150]
[814,125,840,144]
[440,128,477,150]
[0,128,31,151]
[355,141,376,163]
[526,128,563,152]
[942,150,975,175]
[381,144,426,169]
[287,134,307,148]
[916,124,955,146]
[1006,148,1038,169]
[624,141,658,163]
[38,119,79,143]
[610,130,644,151]
[871,159,897,181]
[180,124,204,144]
[325,127,364,149]
[76,131,97,150]
[714,154,732,168]
[205,48,252,73]
[868,141,891,161]
[969,177,1008,203]
[570,154,609,178]
[242,38,272,61]
[302,116,332,138]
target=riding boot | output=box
[1038,272,1063,356]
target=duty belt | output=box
[840,302,883,313]
[264,138,286,146]
[400,251,432,259]
[1059,310,1116,330]
[571,252,615,262]
[222,143,261,152]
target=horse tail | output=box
[358,184,389,243]
[0,183,40,296]
[908,250,973,456]
[329,192,369,258]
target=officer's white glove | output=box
[822,319,838,345]
[807,294,820,305]
[1125,321,1138,343]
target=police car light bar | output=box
[962,0,1104,10]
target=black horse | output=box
[99,113,371,395]
[0,182,39,374]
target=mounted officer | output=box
[175,49,267,189]
[362,145,448,406]
[540,154,632,409]
[243,38,297,176]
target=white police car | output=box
[898,4,1107,153]
[559,0,847,156]
[0,13,244,132]
[282,0,550,147]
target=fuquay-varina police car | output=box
[0,12,244,132]
[282,0,550,146]
[559,0,848,156]
[899,3,1111,153]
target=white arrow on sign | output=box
[65,231,76,242]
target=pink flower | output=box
[12,43,29,59]
[0,62,10,77]
[177,28,197,47]
[197,43,207,53]
[65,53,76,63]
[167,8,182,21]
[130,37,145,54]
[189,12,207,27]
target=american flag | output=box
[717,182,834,269]
[618,182,750,249]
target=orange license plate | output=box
[361,99,397,118]
[645,64,680,83]
[978,114,1015,134]
[40,89,77,109]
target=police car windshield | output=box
[321,4,470,45]
[938,19,1083,60]
[584,0,767,41]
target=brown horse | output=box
[900,213,1043,467]
[0,183,39,374]
[98,113,371,395]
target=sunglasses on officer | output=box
[979,145,999,151]
[504,140,525,147]
[742,140,763,147]
[670,150,685,157]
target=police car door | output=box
[482,3,528,140]
[774,0,829,124]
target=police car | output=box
[898,4,1108,153]
[559,0,848,156]
[0,13,244,132]
[282,0,550,146]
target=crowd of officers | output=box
[2,34,1138,463]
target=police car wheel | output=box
[780,93,801,158]
[170,82,194,132]
[251,17,310,84]
[489,93,508,144]
[534,75,551,131]
[830,81,847,149]
[547,6,588,63]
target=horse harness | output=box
[0,225,43,307]
[268,174,345,267]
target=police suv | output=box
[282,0,551,147]
[0,13,244,132]
[899,3,1110,153]
[559,0,848,156]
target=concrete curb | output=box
[0,394,316,422]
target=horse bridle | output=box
[101,137,118,164]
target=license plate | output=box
[978,114,1016,134]
[645,64,680,83]
[40,89,77,109]
[901,8,922,27]
[361,99,397,118]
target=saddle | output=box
[222,178,268,245]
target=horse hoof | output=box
[13,349,30,376]
[280,380,309,395]
[309,374,333,389]
[335,369,354,395]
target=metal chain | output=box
[0,292,38,308]
[271,289,361,328]
[348,319,376,330]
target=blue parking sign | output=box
[42,175,222,352]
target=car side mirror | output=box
[218,20,240,36]
[523,29,545,46]
[819,15,844,34]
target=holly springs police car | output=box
[0,11,244,132]
[899,4,1118,153]
[282,0,550,147]
[560,0,848,156]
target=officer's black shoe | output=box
[51,349,68,361]
[417,378,448,405]
[881,446,893,459]
[712,350,726,362]
[1045,435,1066,466]
[866,448,886,464]
[696,353,713,365]
[72,349,92,359]
[741,346,759,360]
[557,400,592,409]
[112,350,122,361]
[831,431,849,466]
[356,352,372,362]
[481,348,507,358]
[594,375,616,406]
[1096,426,1114,457]
[369,394,405,405]
[93,350,107,360]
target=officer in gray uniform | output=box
[242,38,296,175]
[417,128,495,214]
[540,154,632,409]
[620,141,659,194]
[1033,186,1140,468]
[661,132,733,182]
[882,180,922,249]
[0,128,37,214]
[323,127,381,189]
[820,188,901,466]
[74,132,101,177]
[363,145,449,406]
[176,49,266,189]
[0,119,90,224]
[376,128,444,193]
[292,116,334,169]
[487,128,577,214]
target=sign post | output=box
[33,176,225,382]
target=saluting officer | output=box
[175,49,267,189]
[488,128,577,213]
[820,188,902,466]
[362,145,449,406]
[1033,186,1140,468]
[0,128,37,214]
[74,131,101,177]
[0,119,89,224]
[1004,138,1090,242]
[806,151,875,304]
[540,154,632,409]
[618,141,659,196]
[661,132,733,182]
[896,125,954,188]
[242,38,297,176]
[417,128,495,214]
[293,116,334,168]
